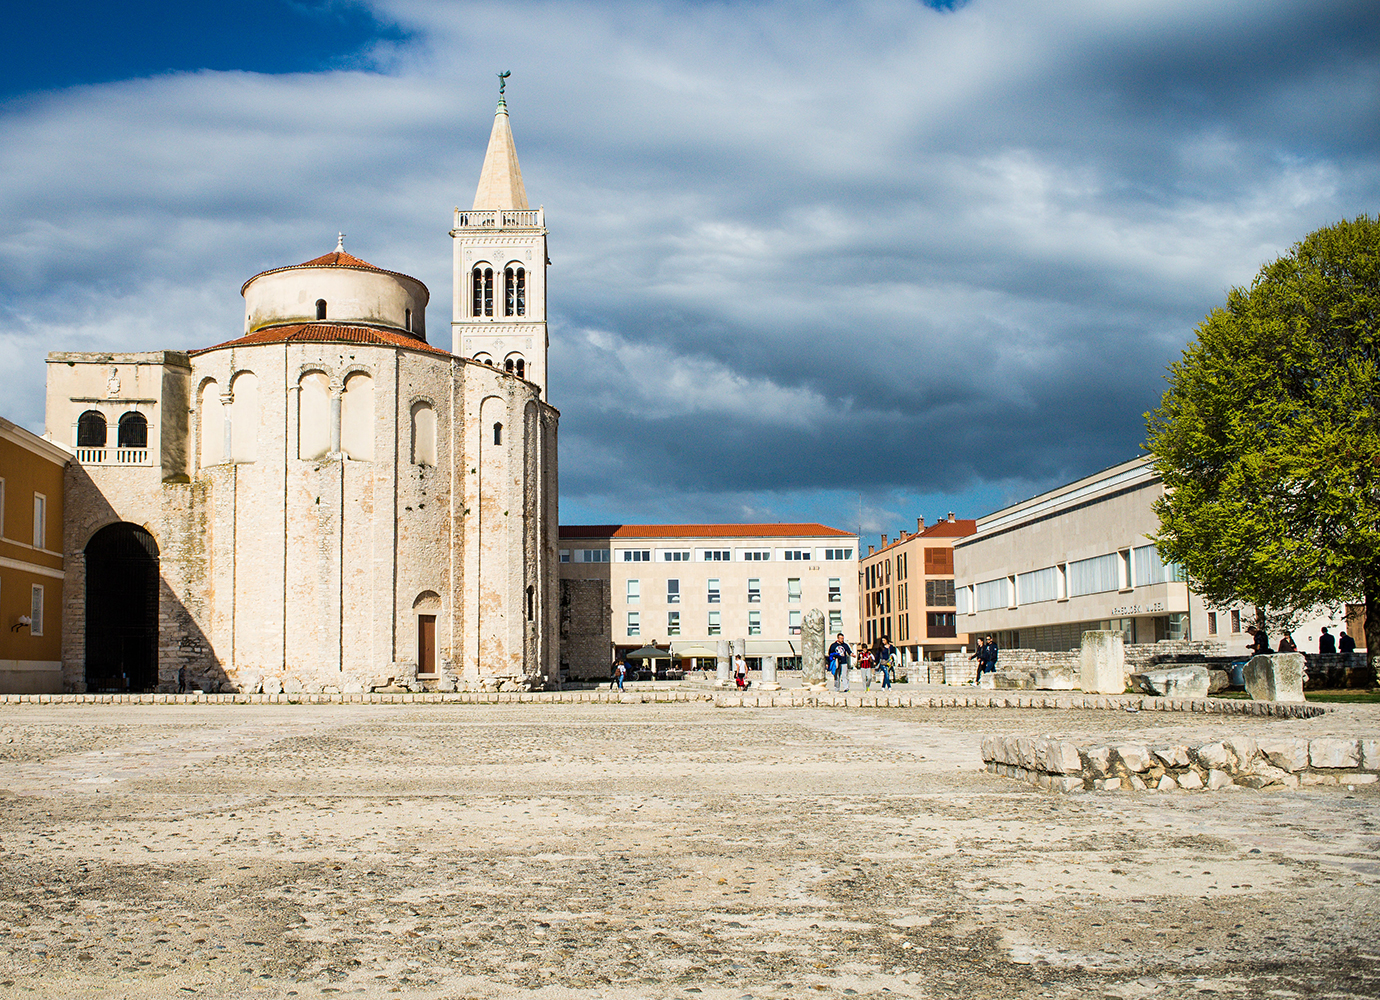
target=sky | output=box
[2,0,1378,548]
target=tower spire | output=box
[472,71,529,211]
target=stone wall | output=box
[944,638,1233,689]
[560,578,612,681]
[983,733,1376,792]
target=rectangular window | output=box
[662,550,691,562]
[707,578,720,604]
[33,493,46,550]
[0,478,5,538]
[708,611,721,636]
[1014,567,1057,605]
[626,579,640,603]
[30,584,43,637]
[926,611,956,637]
[923,547,953,574]
[1067,553,1121,597]
[823,548,853,561]
[575,549,609,563]
[622,550,651,562]
[1119,549,1133,590]
[782,549,810,561]
[787,578,801,603]
[667,611,681,636]
[667,579,680,604]
[789,610,801,634]
[828,610,843,633]
[1207,611,1218,636]
[748,610,761,635]
[747,579,761,603]
[828,578,841,603]
[1131,544,1183,587]
[956,585,972,615]
[700,549,730,562]
[742,550,771,561]
[1230,609,1241,634]
[627,611,640,636]
[559,549,570,563]
[974,578,1008,612]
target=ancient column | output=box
[760,654,779,690]
[1079,630,1125,694]
[715,639,731,687]
[801,608,826,687]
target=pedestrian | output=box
[984,635,999,676]
[1319,627,1337,654]
[876,636,896,689]
[1277,632,1298,653]
[1340,630,1357,654]
[1248,627,1272,656]
[177,665,187,694]
[734,653,748,689]
[858,645,875,691]
[615,660,627,692]
[828,633,851,692]
[968,637,987,685]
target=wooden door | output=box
[418,615,437,674]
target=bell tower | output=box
[451,74,549,394]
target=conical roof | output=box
[472,97,530,211]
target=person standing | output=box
[858,644,875,691]
[828,633,852,692]
[1249,627,1272,656]
[734,653,748,689]
[968,638,987,685]
[876,636,896,689]
[1277,632,1298,653]
[984,636,999,676]
[1319,627,1337,654]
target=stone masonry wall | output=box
[983,733,1375,792]
[560,578,612,681]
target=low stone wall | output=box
[983,733,1377,792]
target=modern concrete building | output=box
[859,514,975,664]
[41,89,560,694]
[952,456,1349,654]
[557,524,858,679]
[0,418,69,692]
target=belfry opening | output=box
[84,523,160,692]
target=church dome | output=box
[240,240,430,342]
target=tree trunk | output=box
[1364,579,1380,689]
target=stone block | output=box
[262,676,283,695]
[1152,745,1190,769]
[1243,653,1306,703]
[1178,769,1204,790]
[1208,669,1230,694]
[1016,738,1037,769]
[1128,774,1148,790]
[1195,742,1232,770]
[1242,763,1297,788]
[1157,774,1179,791]
[1361,738,1380,771]
[1094,777,1120,791]
[1223,736,1258,769]
[1206,769,1232,789]
[1257,738,1309,772]
[1082,745,1112,778]
[1309,738,1361,769]
[1112,744,1151,773]
[1299,772,1337,786]
[1080,630,1126,694]
[1132,666,1210,699]
[981,736,996,762]
[1348,773,1378,784]
[1031,668,1080,691]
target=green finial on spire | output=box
[496,70,511,112]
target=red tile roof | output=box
[240,251,430,301]
[920,519,977,538]
[192,323,451,357]
[560,523,855,540]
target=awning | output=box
[624,644,674,661]
[670,643,721,659]
[745,640,798,657]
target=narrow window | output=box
[667,579,680,604]
[411,401,437,466]
[77,410,107,447]
[472,267,494,317]
[527,584,534,622]
[405,308,412,331]
[707,611,721,636]
[748,610,761,636]
[789,610,801,635]
[788,578,801,603]
[118,412,148,449]
[627,612,640,637]
[829,578,841,603]
[627,579,640,603]
[747,578,761,603]
[493,422,502,445]
[505,359,515,373]
[316,299,327,320]
[515,358,525,379]
[33,494,46,549]
[30,584,44,637]
[829,610,843,634]
[707,578,720,604]
[1230,609,1240,633]
[503,266,527,317]
[1207,611,1217,636]
[667,611,681,636]
[515,267,525,315]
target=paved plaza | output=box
[0,700,1378,999]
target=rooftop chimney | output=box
[947,512,956,522]
[880,534,888,547]
[868,544,875,556]
[917,516,925,531]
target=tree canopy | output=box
[1145,215,1380,652]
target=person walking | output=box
[734,653,748,689]
[858,645,875,691]
[876,636,896,689]
[1248,627,1272,656]
[828,633,852,692]
[968,638,987,685]
[614,660,627,692]
[1319,627,1337,654]
[982,636,999,679]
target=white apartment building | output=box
[953,456,1348,654]
[557,524,858,678]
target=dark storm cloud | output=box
[2,0,1377,536]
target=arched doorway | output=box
[85,523,160,692]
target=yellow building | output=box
[0,417,68,692]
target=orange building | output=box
[859,514,976,668]
[0,417,68,693]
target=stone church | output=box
[43,91,559,693]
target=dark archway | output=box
[85,523,160,692]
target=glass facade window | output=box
[667,611,681,636]
[748,611,761,635]
[627,612,640,636]
[708,612,721,636]
[789,610,801,635]
[626,579,640,602]
[622,550,651,562]
[974,578,1008,612]
[1067,553,1121,597]
[787,578,801,603]
[824,549,852,560]
[707,579,720,603]
[1015,567,1058,605]
[828,578,841,602]
[667,579,680,604]
[747,579,761,603]
[828,610,843,633]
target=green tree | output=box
[1145,215,1380,678]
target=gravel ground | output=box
[1,701,1378,999]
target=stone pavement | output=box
[1,701,1378,999]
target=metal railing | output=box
[453,208,544,229]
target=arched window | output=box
[298,372,331,460]
[118,412,148,449]
[504,265,526,317]
[199,381,223,466]
[341,372,374,461]
[504,359,515,373]
[411,401,436,466]
[77,410,107,447]
[316,299,327,320]
[229,371,259,461]
[516,358,526,379]
[526,584,534,621]
[471,265,493,317]
[493,422,502,446]
[405,307,412,332]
